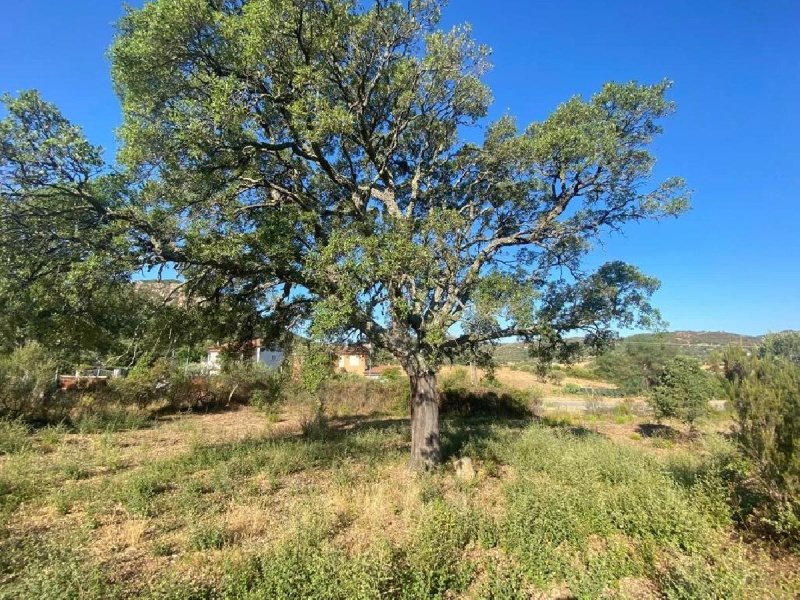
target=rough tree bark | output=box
[407,368,440,470]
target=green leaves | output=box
[648,356,715,426]
[2,1,690,384]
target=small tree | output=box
[760,332,800,366]
[648,356,714,428]
[595,336,678,395]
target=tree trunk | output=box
[408,368,441,470]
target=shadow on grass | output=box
[151,398,250,420]
[536,414,602,439]
[144,398,614,477]
[319,408,608,464]
[636,423,680,439]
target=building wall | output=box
[336,353,367,375]
[257,349,285,369]
[206,347,284,372]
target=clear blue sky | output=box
[1,1,798,336]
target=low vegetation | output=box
[1,335,799,598]
[0,344,286,430]
[1,399,797,599]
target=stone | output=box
[454,457,476,481]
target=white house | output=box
[206,339,285,372]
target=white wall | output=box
[206,347,284,372]
[258,349,284,370]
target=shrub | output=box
[759,331,800,366]
[0,342,60,422]
[595,339,678,395]
[298,344,334,397]
[319,378,408,416]
[725,352,800,544]
[300,412,331,440]
[380,365,404,381]
[562,364,597,380]
[250,388,277,411]
[648,356,714,428]
[108,359,173,409]
[205,361,282,408]
[563,382,582,394]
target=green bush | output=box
[109,359,284,413]
[213,361,283,404]
[648,356,715,428]
[595,339,678,395]
[250,388,278,412]
[380,366,403,381]
[724,351,800,545]
[759,331,800,366]
[0,419,30,454]
[561,364,597,380]
[0,342,60,422]
[108,359,174,409]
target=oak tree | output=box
[2,0,689,468]
[110,0,688,468]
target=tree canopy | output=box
[648,356,715,428]
[1,0,689,467]
[760,332,800,366]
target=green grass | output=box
[0,419,30,454]
[0,409,796,599]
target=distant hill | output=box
[491,330,791,363]
[622,331,764,359]
[492,343,532,364]
[132,279,189,305]
[626,331,761,348]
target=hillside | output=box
[492,330,784,363]
[626,330,761,348]
[132,279,189,306]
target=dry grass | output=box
[1,403,798,599]
[439,364,620,398]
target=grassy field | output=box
[1,401,798,599]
